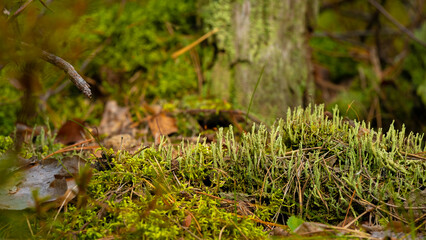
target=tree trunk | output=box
[204,0,316,120]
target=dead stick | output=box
[172,28,219,59]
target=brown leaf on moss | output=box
[148,112,178,138]
[270,227,290,236]
[56,119,86,145]
[182,214,192,228]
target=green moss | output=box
[0,71,21,135]
[70,1,200,100]
[0,136,13,154]
[3,105,424,239]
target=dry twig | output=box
[40,50,92,98]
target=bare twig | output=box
[368,0,426,48]
[8,0,33,21]
[40,50,92,98]
[41,37,110,101]
[172,28,219,59]
[16,40,92,98]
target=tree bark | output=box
[204,0,316,120]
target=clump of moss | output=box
[46,149,266,239]
[3,105,425,239]
[0,136,13,154]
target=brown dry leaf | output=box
[0,156,85,210]
[386,221,411,233]
[182,214,192,228]
[15,123,46,143]
[294,222,330,235]
[53,180,77,208]
[98,100,134,137]
[56,119,86,145]
[148,112,178,138]
[270,227,290,236]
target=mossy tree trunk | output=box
[204,0,316,120]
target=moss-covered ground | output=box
[0,105,424,239]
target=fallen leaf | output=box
[56,119,86,145]
[270,227,290,236]
[294,222,329,235]
[98,100,134,137]
[182,214,192,228]
[148,112,178,139]
[15,123,46,143]
[386,221,411,233]
[287,215,305,232]
[0,156,86,210]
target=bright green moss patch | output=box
[0,136,13,154]
[1,105,425,239]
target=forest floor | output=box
[0,104,425,239]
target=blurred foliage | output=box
[0,0,210,135]
[0,72,21,135]
[2,0,423,135]
[0,136,13,154]
[404,23,426,105]
[312,0,426,133]
[70,1,200,99]
[310,38,358,82]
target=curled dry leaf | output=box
[0,156,86,210]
